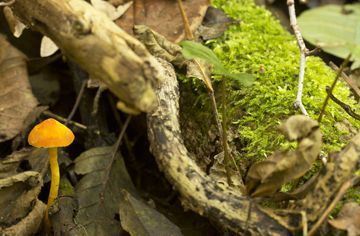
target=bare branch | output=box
[287,0,309,116]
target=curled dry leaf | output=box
[117,0,209,42]
[0,35,38,142]
[328,202,360,236]
[0,171,43,227]
[0,148,48,179]
[1,200,46,236]
[245,115,322,197]
[119,190,182,236]
[3,6,26,38]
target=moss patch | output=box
[206,0,360,161]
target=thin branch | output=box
[329,61,360,98]
[177,0,194,40]
[66,80,87,125]
[99,115,132,203]
[318,55,351,123]
[308,176,359,236]
[287,0,309,116]
[326,86,360,120]
[43,110,92,132]
[92,85,106,117]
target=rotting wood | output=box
[9,0,163,112]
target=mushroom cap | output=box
[28,118,75,148]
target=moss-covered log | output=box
[147,58,292,235]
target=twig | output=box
[329,61,360,98]
[287,0,309,116]
[0,0,15,6]
[100,115,132,196]
[43,110,90,131]
[318,55,351,123]
[92,85,106,117]
[326,86,360,120]
[308,176,359,236]
[66,80,87,125]
[176,0,194,40]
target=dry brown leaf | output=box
[245,115,322,197]
[3,6,26,38]
[91,0,133,21]
[40,36,59,57]
[1,200,46,236]
[119,190,182,236]
[116,0,209,42]
[0,171,43,226]
[328,202,360,236]
[0,148,48,179]
[0,35,38,142]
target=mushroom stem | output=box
[48,147,60,207]
[44,147,59,229]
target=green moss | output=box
[207,0,360,161]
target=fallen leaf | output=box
[245,115,322,197]
[0,171,43,226]
[298,4,360,68]
[3,6,26,38]
[0,35,38,142]
[0,148,48,179]
[74,146,138,235]
[328,202,360,236]
[116,0,209,42]
[0,200,46,236]
[91,0,132,21]
[119,190,183,236]
[40,36,59,57]
[196,6,238,41]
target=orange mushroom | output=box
[28,118,74,227]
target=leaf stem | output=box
[318,54,351,123]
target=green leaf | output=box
[180,40,255,86]
[220,72,255,87]
[298,4,360,62]
[180,40,225,71]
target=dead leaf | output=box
[0,148,48,179]
[328,202,360,236]
[0,199,46,236]
[195,6,238,41]
[119,190,182,236]
[3,6,26,38]
[245,115,322,197]
[74,146,138,235]
[0,35,38,142]
[0,171,43,226]
[116,0,209,42]
[91,0,133,21]
[40,36,59,57]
